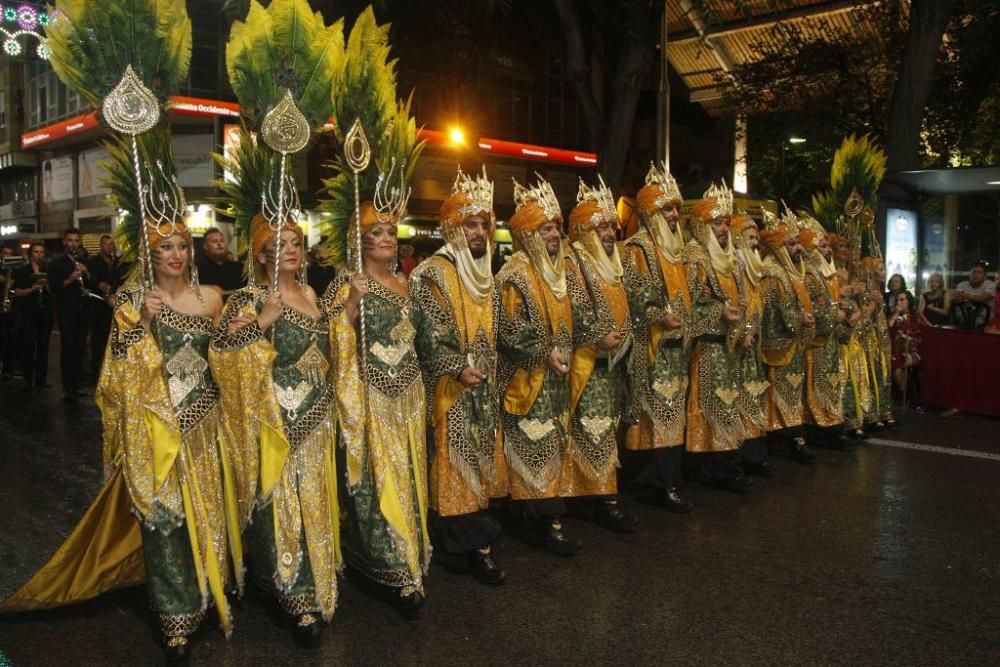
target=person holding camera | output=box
[12,242,53,392]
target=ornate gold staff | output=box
[102,65,160,301]
[261,89,310,293]
[344,118,371,375]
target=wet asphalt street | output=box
[1,354,999,665]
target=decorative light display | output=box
[1,4,49,59]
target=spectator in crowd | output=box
[12,242,53,392]
[985,271,1000,334]
[887,290,921,408]
[0,243,20,379]
[196,228,244,298]
[883,273,907,314]
[86,234,118,378]
[918,272,950,326]
[306,244,332,296]
[398,243,417,276]
[47,228,90,402]
[951,262,996,330]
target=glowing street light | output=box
[448,126,466,147]
[788,136,807,144]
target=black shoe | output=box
[744,461,775,478]
[468,547,505,585]
[293,613,322,648]
[595,500,639,533]
[663,487,694,513]
[395,586,426,620]
[539,517,581,556]
[791,437,817,465]
[164,635,190,665]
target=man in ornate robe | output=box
[730,214,775,476]
[683,183,754,492]
[758,214,818,464]
[410,168,508,584]
[797,216,855,448]
[622,163,693,512]
[497,176,581,555]
[563,177,638,532]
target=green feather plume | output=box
[811,134,887,229]
[226,0,345,130]
[47,0,192,106]
[212,126,279,277]
[318,7,425,270]
[103,128,182,285]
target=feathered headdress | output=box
[222,0,345,285]
[47,0,193,289]
[810,134,886,258]
[318,7,425,271]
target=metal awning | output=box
[885,167,1000,196]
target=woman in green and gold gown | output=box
[1,222,243,663]
[210,218,340,645]
[325,201,430,615]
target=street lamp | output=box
[448,126,466,147]
[788,136,807,144]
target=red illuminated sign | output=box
[23,99,598,166]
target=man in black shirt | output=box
[86,234,118,377]
[47,228,90,401]
[196,228,243,298]
[0,243,21,379]
[12,242,53,391]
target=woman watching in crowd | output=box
[918,272,950,326]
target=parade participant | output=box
[730,214,774,476]
[797,215,852,447]
[622,163,693,512]
[12,242,53,391]
[86,234,118,377]
[320,6,429,615]
[327,198,431,612]
[758,212,817,464]
[3,143,243,662]
[410,167,509,584]
[830,232,871,438]
[683,182,754,492]
[859,256,896,429]
[47,227,90,401]
[496,176,581,554]
[2,4,243,662]
[210,0,345,643]
[563,177,638,532]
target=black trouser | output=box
[633,444,684,491]
[57,303,88,393]
[0,311,16,375]
[511,498,566,520]
[429,509,502,554]
[20,308,53,388]
[89,301,113,377]
[767,426,807,456]
[740,437,770,465]
[688,450,743,482]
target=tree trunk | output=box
[599,1,659,194]
[884,0,954,178]
[551,0,604,150]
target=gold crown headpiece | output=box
[701,179,734,219]
[453,165,494,219]
[142,159,188,236]
[576,175,617,225]
[645,161,682,208]
[779,200,801,231]
[513,173,562,221]
[373,157,411,223]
